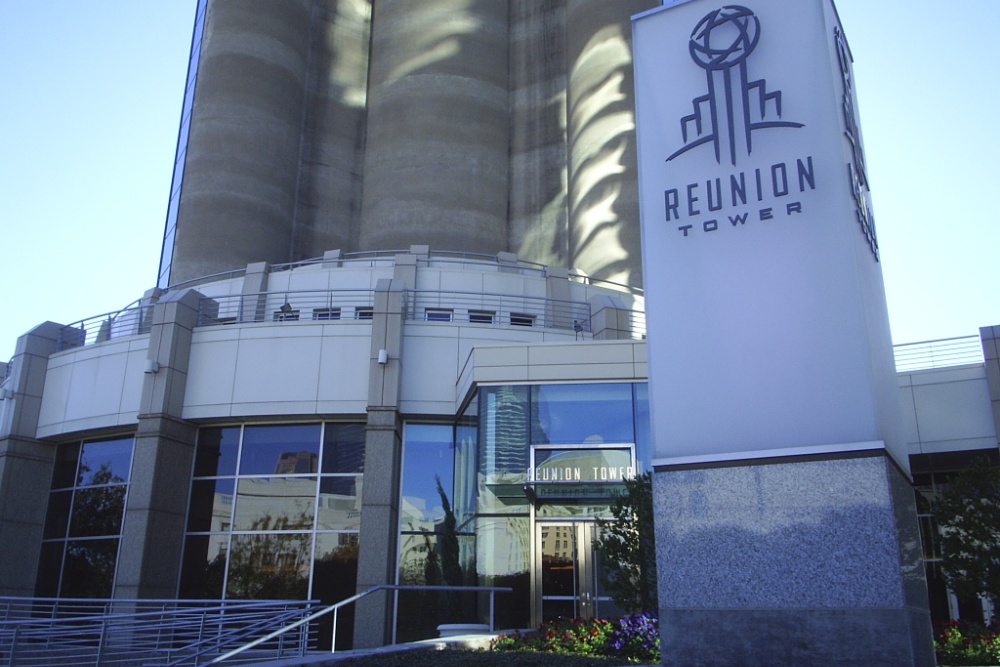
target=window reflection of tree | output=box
[225,513,312,600]
[55,462,128,598]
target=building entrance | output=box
[534,521,617,623]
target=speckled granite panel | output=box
[653,455,904,608]
[659,608,935,667]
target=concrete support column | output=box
[240,261,271,322]
[355,279,406,648]
[509,0,570,269]
[0,323,62,595]
[170,0,311,283]
[981,326,1000,447]
[544,266,574,331]
[115,290,201,599]
[359,0,509,254]
[655,453,935,666]
[588,294,630,340]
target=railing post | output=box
[489,590,496,632]
[7,624,20,667]
[331,607,339,653]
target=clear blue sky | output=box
[1,1,998,362]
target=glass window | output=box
[233,477,317,531]
[186,478,235,532]
[532,384,634,445]
[355,307,373,320]
[226,533,311,600]
[61,539,119,598]
[69,486,126,537]
[37,436,133,598]
[425,309,452,322]
[400,424,455,529]
[178,534,228,599]
[194,426,240,477]
[313,308,341,321]
[51,443,81,489]
[317,477,362,531]
[510,313,535,327]
[468,310,494,324]
[313,533,359,650]
[322,423,365,474]
[239,424,320,475]
[78,437,133,485]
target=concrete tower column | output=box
[508,0,570,269]
[115,290,202,599]
[359,0,509,254]
[170,0,311,284]
[565,0,657,288]
[0,323,62,596]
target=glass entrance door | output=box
[535,521,616,623]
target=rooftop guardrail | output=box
[55,303,154,353]
[893,335,984,373]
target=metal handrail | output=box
[893,335,983,372]
[0,597,314,667]
[208,584,512,664]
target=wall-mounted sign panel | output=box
[527,445,636,500]
[633,1,906,467]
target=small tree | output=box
[594,471,658,612]
[934,457,1000,605]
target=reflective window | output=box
[78,437,133,485]
[322,423,365,473]
[181,421,363,648]
[239,424,320,475]
[400,424,455,528]
[193,426,240,477]
[36,436,134,598]
[532,384,634,445]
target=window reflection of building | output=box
[395,382,650,634]
[177,422,364,649]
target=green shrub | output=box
[491,614,660,663]
[936,620,1000,665]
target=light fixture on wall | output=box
[377,349,388,365]
[144,360,161,374]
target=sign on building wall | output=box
[633,0,906,466]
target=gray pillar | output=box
[589,294,630,340]
[359,0,509,254]
[981,326,1000,448]
[544,266,573,331]
[170,0,311,283]
[654,454,935,667]
[509,0,570,269]
[354,279,406,648]
[115,290,201,599]
[0,323,62,596]
[240,261,271,323]
[289,0,371,262]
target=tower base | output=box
[653,452,934,667]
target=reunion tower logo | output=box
[668,5,803,166]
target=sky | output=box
[0,1,998,363]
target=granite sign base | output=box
[653,452,935,667]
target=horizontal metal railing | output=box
[406,290,591,332]
[893,335,984,372]
[211,584,512,665]
[55,303,154,352]
[0,597,315,667]
[197,290,378,327]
